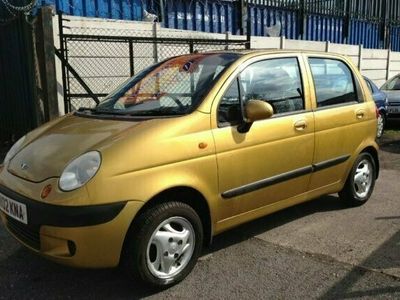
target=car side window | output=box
[309,58,358,108]
[240,58,304,114]
[218,79,242,125]
[365,79,373,93]
[382,76,400,90]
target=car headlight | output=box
[3,135,26,165]
[59,151,101,191]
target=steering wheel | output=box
[159,95,185,110]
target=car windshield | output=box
[94,53,240,116]
[381,76,400,90]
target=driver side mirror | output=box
[238,100,274,133]
[245,100,274,122]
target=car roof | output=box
[203,49,350,60]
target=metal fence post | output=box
[280,36,285,49]
[37,6,59,121]
[325,40,330,52]
[159,0,165,25]
[237,0,246,36]
[385,25,391,50]
[380,0,388,49]
[298,0,305,40]
[153,22,158,63]
[58,12,69,114]
[343,0,351,44]
[189,41,194,53]
[237,0,250,49]
[386,48,392,80]
[129,39,134,76]
[246,1,251,49]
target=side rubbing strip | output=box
[221,154,351,199]
[222,166,313,199]
[312,155,350,172]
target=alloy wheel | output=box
[146,216,195,279]
[377,113,384,138]
[353,159,373,198]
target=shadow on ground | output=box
[208,195,347,252]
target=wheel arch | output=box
[378,107,387,116]
[121,186,213,263]
[362,146,380,179]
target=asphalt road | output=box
[1,132,400,299]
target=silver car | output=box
[381,75,400,117]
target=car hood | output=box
[384,90,400,102]
[7,114,142,182]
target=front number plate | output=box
[0,192,28,224]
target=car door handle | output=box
[356,110,365,119]
[294,120,307,131]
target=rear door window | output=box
[309,58,358,108]
[364,78,374,93]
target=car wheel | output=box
[339,152,376,206]
[122,201,203,287]
[376,112,385,138]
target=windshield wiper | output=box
[78,107,127,115]
[124,107,186,116]
[78,106,186,117]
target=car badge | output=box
[20,162,29,170]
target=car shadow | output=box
[207,194,347,253]
[0,194,350,298]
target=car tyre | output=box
[122,201,203,287]
[339,152,376,206]
[376,112,385,138]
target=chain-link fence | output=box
[59,18,247,112]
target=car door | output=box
[304,54,372,191]
[211,54,315,229]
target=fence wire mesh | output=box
[61,26,247,111]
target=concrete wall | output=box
[252,36,397,88]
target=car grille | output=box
[6,215,40,250]
[388,102,400,106]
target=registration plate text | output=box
[0,192,28,224]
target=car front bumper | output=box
[0,184,144,268]
[387,104,400,116]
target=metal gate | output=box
[0,16,37,142]
[57,15,247,113]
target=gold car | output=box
[0,50,379,287]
